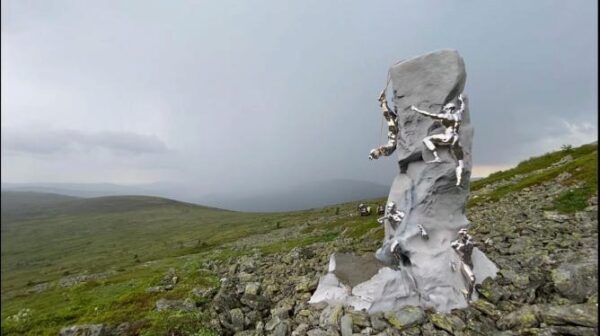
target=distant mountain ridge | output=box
[1,178,391,212]
[0,191,202,223]
[201,179,390,212]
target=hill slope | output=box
[1,191,80,222]
[1,142,597,335]
[1,192,204,223]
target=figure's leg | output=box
[423,135,444,163]
[452,141,465,186]
[417,224,429,240]
[461,263,476,301]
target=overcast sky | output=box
[1,1,597,195]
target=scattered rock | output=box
[59,324,111,336]
[340,314,353,336]
[430,312,466,334]
[543,211,569,223]
[155,298,195,312]
[496,305,539,330]
[230,308,244,331]
[551,260,598,303]
[319,304,343,329]
[384,306,425,330]
[536,304,598,327]
[292,323,310,336]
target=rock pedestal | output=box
[310,49,498,313]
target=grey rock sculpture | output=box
[310,49,498,313]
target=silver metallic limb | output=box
[417,224,429,240]
[455,159,464,186]
[457,94,465,114]
[451,228,476,301]
[411,95,466,186]
[390,239,411,267]
[410,105,441,119]
[460,262,476,301]
[369,92,398,160]
[377,201,405,227]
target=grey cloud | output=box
[2,128,168,155]
[0,0,597,192]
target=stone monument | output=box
[310,49,498,313]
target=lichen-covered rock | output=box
[319,304,343,329]
[496,305,539,330]
[155,298,195,312]
[536,304,598,327]
[470,299,502,320]
[430,312,466,334]
[230,308,244,331]
[551,260,598,303]
[476,278,504,304]
[59,324,111,336]
[347,310,370,329]
[369,312,390,331]
[384,306,425,330]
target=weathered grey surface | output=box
[330,253,385,287]
[310,49,497,313]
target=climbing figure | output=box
[358,203,372,216]
[369,91,399,160]
[416,224,429,240]
[377,201,405,228]
[390,239,411,267]
[451,228,476,301]
[409,94,465,186]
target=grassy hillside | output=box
[1,192,379,335]
[0,191,80,222]
[1,142,596,335]
[469,142,597,211]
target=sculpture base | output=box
[309,251,498,313]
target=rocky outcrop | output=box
[310,49,498,313]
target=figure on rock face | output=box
[377,202,405,229]
[390,240,411,267]
[451,228,475,300]
[369,91,398,160]
[416,224,429,240]
[409,94,465,186]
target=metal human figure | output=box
[451,228,475,301]
[358,203,372,216]
[369,91,399,160]
[416,224,429,240]
[377,202,405,228]
[390,239,411,267]
[409,94,465,186]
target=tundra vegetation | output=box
[1,143,597,335]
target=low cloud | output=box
[2,128,169,155]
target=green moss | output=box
[141,310,216,336]
[553,186,595,213]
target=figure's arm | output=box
[457,94,465,114]
[369,91,398,160]
[410,105,442,119]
